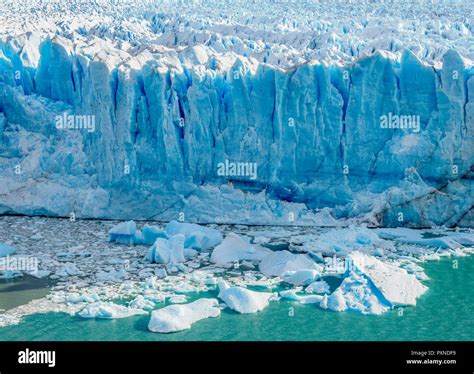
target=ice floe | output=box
[377,228,474,249]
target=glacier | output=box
[0,0,472,228]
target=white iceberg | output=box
[148,298,221,333]
[377,228,474,250]
[349,252,428,307]
[165,221,223,250]
[259,250,318,277]
[78,302,147,319]
[320,252,429,315]
[217,282,274,314]
[320,271,390,315]
[210,233,271,265]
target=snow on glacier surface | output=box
[0,0,472,227]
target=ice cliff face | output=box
[0,0,473,227]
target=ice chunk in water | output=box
[148,298,221,333]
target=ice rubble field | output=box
[0,0,473,226]
[0,217,473,333]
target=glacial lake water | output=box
[0,256,472,341]
[0,275,52,312]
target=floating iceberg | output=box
[55,263,83,277]
[148,298,221,333]
[259,251,318,277]
[165,221,223,251]
[320,271,390,315]
[210,233,271,265]
[349,252,428,307]
[108,221,142,245]
[145,234,186,264]
[320,252,428,314]
[78,302,148,319]
[217,282,274,314]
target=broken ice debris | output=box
[165,221,223,250]
[377,228,474,250]
[305,280,330,294]
[148,298,221,333]
[310,227,394,256]
[217,282,274,314]
[77,302,148,319]
[210,233,271,265]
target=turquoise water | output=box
[0,256,472,341]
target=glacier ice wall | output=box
[0,2,473,227]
